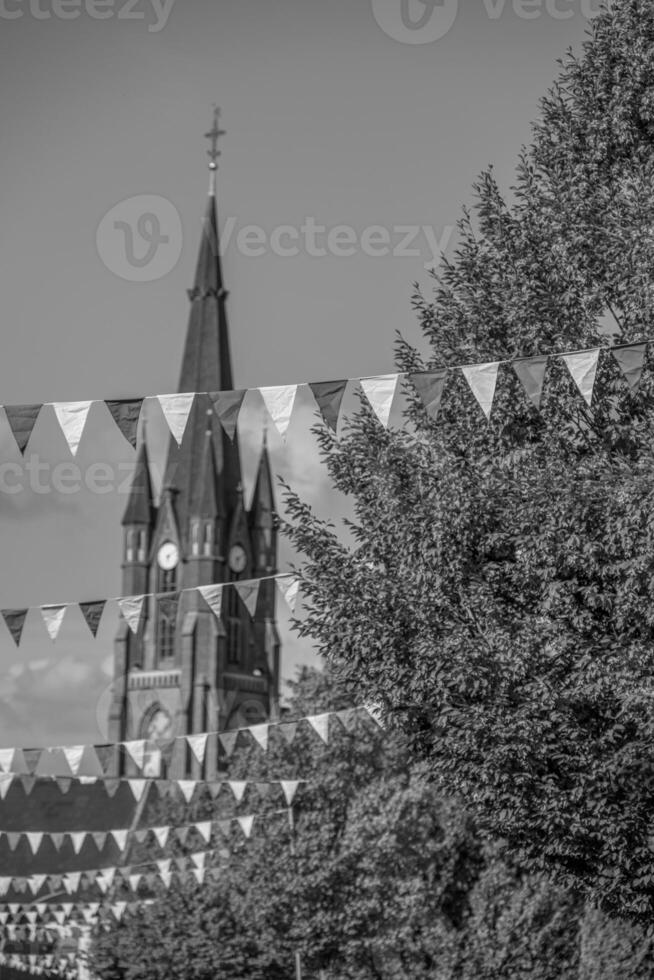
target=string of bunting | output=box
[0,342,647,457]
[0,782,303,857]
[0,705,380,781]
[0,951,79,978]
[0,572,300,650]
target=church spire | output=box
[122,441,154,526]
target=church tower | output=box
[108,111,280,776]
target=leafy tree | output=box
[283,0,654,923]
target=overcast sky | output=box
[0,0,593,746]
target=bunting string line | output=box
[0,705,380,780]
[0,341,648,456]
[0,572,300,649]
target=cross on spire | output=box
[205,105,225,170]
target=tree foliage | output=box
[283,0,654,922]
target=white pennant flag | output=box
[307,713,330,744]
[228,781,247,803]
[28,875,46,896]
[112,903,127,922]
[40,605,67,642]
[177,780,196,803]
[159,870,172,889]
[25,833,43,856]
[191,851,206,869]
[235,580,260,618]
[64,871,81,894]
[461,362,500,420]
[276,574,300,614]
[194,821,212,844]
[69,832,86,855]
[153,826,169,848]
[52,401,92,457]
[127,779,148,803]
[360,374,399,428]
[122,740,146,771]
[129,873,142,892]
[259,384,298,438]
[156,393,195,446]
[156,858,171,875]
[0,776,14,801]
[62,746,84,776]
[562,349,600,406]
[249,724,269,752]
[280,780,301,806]
[0,749,14,774]
[110,829,128,852]
[192,867,205,885]
[237,815,255,839]
[198,584,223,618]
[186,733,208,766]
[118,595,146,634]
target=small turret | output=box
[121,442,154,596]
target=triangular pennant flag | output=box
[52,401,93,457]
[612,343,647,394]
[3,404,42,455]
[92,832,107,851]
[194,822,211,844]
[276,575,300,615]
[122,740,146,771]
[22,748,42,776]
[28,876,46,897]
[308,380,347,432]
[55,776,72,793]
[209,390,246,441]
[228,781,248,803]
[410,369,448,420]
[218,731,239,757]
[248,724,269,752]
[363,701,385,727]
[118,596,146,635]
[234,580,260,618]
[156,858,171,876]
[0,775,14,800]
[278,722,298,745]
[111,902,127,922]
[127,779,148,803]
[336,707,359,732]
[103,777,121,797]
[110,830,129,852]
[2,609,28,647]
[192,867,205,885]
[156,393,195,446]
[177,780,196,803]
[307,713,330,744]
[61,746,85,776]
[461,362,500,420]
[78,601,106,639]
[186,734,208,767]
[0,749,15,774]
[94,744,116,776]
[129,873,142,892]
[198,584,224,618]
[360,374,399,428]
[7,832,21,850]
[562,349,600,406]
[25,833,43,856]
[50,832,65,851]
[104,399,143,450]
[152,827,169,848]
[175,826,190,845]
[237,815,254,839]
[512,355,548,410]
[259,384,298,438]
[280,781,301,807]
[69,833,86,856]
[133,828,148,844]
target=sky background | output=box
[0,0,593,747]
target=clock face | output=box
[157,541,179,571]
[228,544,247,573]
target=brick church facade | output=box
[108,122,280,777]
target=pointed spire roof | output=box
[194,412,224,519]
[122,442,154,526]
[163,109,243,541]
[250,435,276,530]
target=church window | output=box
[137,530,147,562]
[156,565,177,662]
[227,577,241,665]
[203,520,214,556]
[191,519,201,556]
[125,529,137,562]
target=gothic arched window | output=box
[226,576,242,665]
[156,564,178,663]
